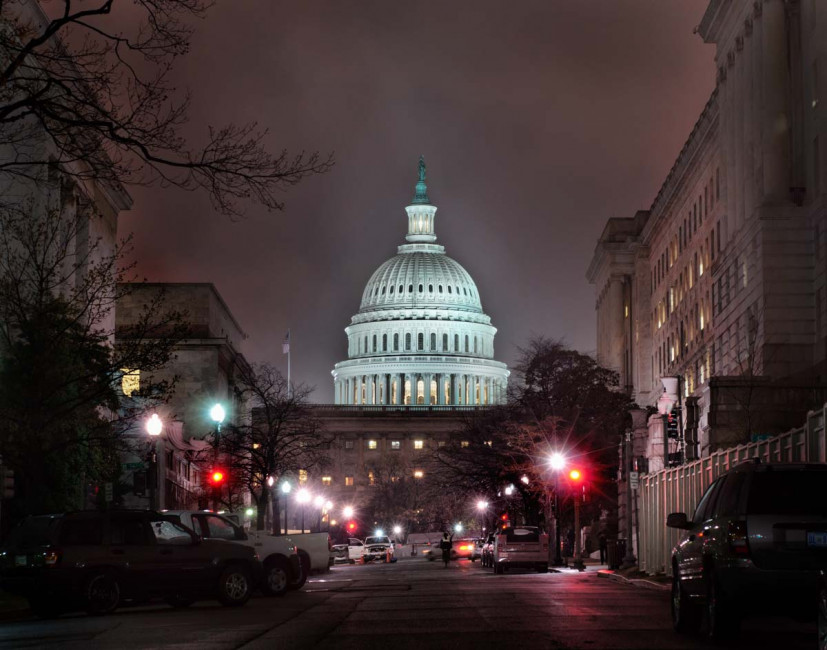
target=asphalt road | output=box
[0,558,815,649]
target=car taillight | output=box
[727,520,750,556]
[44,549,61,567]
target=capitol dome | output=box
[332,158,509,406]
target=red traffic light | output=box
[347,521,357,532]
[568,469,582,481]
[209,470,226,485]
[500,513,508,521]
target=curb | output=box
[597,569,670,592]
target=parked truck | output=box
[164,510,306,596]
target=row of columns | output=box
[335,373,506,406]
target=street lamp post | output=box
[548,452,566,567]
[209,404,225,510]
[145,414,163,510]
[476,500,488,537]
[281,481,292,535]
[296,488,311,534]
[314,495,325,532]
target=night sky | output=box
[120,1,715,403]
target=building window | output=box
[454,334,459,350]
[465,335,469,352]
[418,284,423,293]
[438,440,446,447]
[382,334,387,351]
[430,332,436,350]
[344,440,354,450]
[413,469,424,479]
[368,440,377,450]
[322,476,332,486]
[442,333,448,350]
[391,440,400,450]
[414,439,424,449]
[418,333,424,350]
[368,471,375,486]
[428,284,433,292]
[372,335,377,352]
[394,333,399,351]
[121,369,140,397]
[461,441,470,448]
[405,333,411,351]
[345,476,354,486]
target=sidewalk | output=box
[596,565,671,591]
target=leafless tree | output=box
[0,0,332,217]
[204,363,332,532]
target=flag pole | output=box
[287,328,291,399]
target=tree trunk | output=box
[255,488,268,531]
[272,494,282,536]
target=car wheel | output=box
[671,569,700,634]
[818,583,827,650]
[85,572,120,616]
[217,564,252,607]
[263,558,290,596]
[704,571,739,640]
[288,553,310,590]
[28,596,62,619]
[165,594,195,609]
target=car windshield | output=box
[747,469,827,515]
[365,537,390,545]
[151,519,194,545]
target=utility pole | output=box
[622,430,637,567]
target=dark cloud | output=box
[120,0,714,401]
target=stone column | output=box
[344,378,350,405]
[397,374,404,405]
[437,374,445,405]
[424,373,432,405]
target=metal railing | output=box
[637,405,826,575]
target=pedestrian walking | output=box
[598,532,607,565]
[439,531,454,568]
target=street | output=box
[0,558,815,649]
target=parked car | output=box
[0,510,262,618]
[491,526,549,574]
[164,510,303,596]
[668,461,827,639]
[481,532,496,567]
[363,535,395,562]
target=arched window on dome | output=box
[394,333,399,351]
[443,333,448,350]
[390,285,394,295]
[364,336,368,354]
[456,286,460,295]
[382,334,387,351]
[448,286,452,294]
[372,335,377,352]
[465,335,469,353]
[454,334,459,351]
[418,284,423,293]
[438,285,443,293]
[430,333,436,350]
[417,333,424,351]
[474,337,478,354]
[405,333,411,351]
[463,287,467,296]
[408,284,413,293]
[381,286,386,295]
[428,284,433,293]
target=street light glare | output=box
[296,488,311,504]
[454,523,463,533]
[520,475,530,485]
[343,506,354,518]
[210,403,226,424]
[314,496,325,508]
[281,482,292,494]
[375,528,384,537]
[549,452,566,471]
[393,525,402,535]
[476,499,488,511]
[145,413,162,436]
[267,476,274,487]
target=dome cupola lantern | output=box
[332,157,509,407]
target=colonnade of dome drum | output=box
[335,372,506,406]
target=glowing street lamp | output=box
[393,525,402,536]
[281,481,292,535]
[146,413,162,437]
[549,452,566,471]
[144,414,163,509]
[209,403,226,426]
[476,499,488,536]
[343,505,354,518]
[454,523,463,534]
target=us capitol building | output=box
[331,158,510,406]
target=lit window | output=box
[368,440,377,450]
[413,470,424,479]
[368,471,375,486]
[438,440,446,447]
[121,369,140,397]
[485,440,493,447]
[461,441,470,448]
[391,440,400,450]
[624,305,629,318]
[390,476,399,483]
[299,469,308,483]
[322,476,332,485]
[344,440,354,450]
[252,443,261,450]
[414,440,424,449]
[345,476,354,486]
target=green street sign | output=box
[123,462,146,470]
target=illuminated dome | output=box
[332,157,509,406]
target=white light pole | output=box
[476,500,488,537]
[281,481,292,535]
[296,488,311,533]
[546,452,566,566]
[209,403,226,511]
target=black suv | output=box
[0,510,263,617]
[667,461,827,638]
